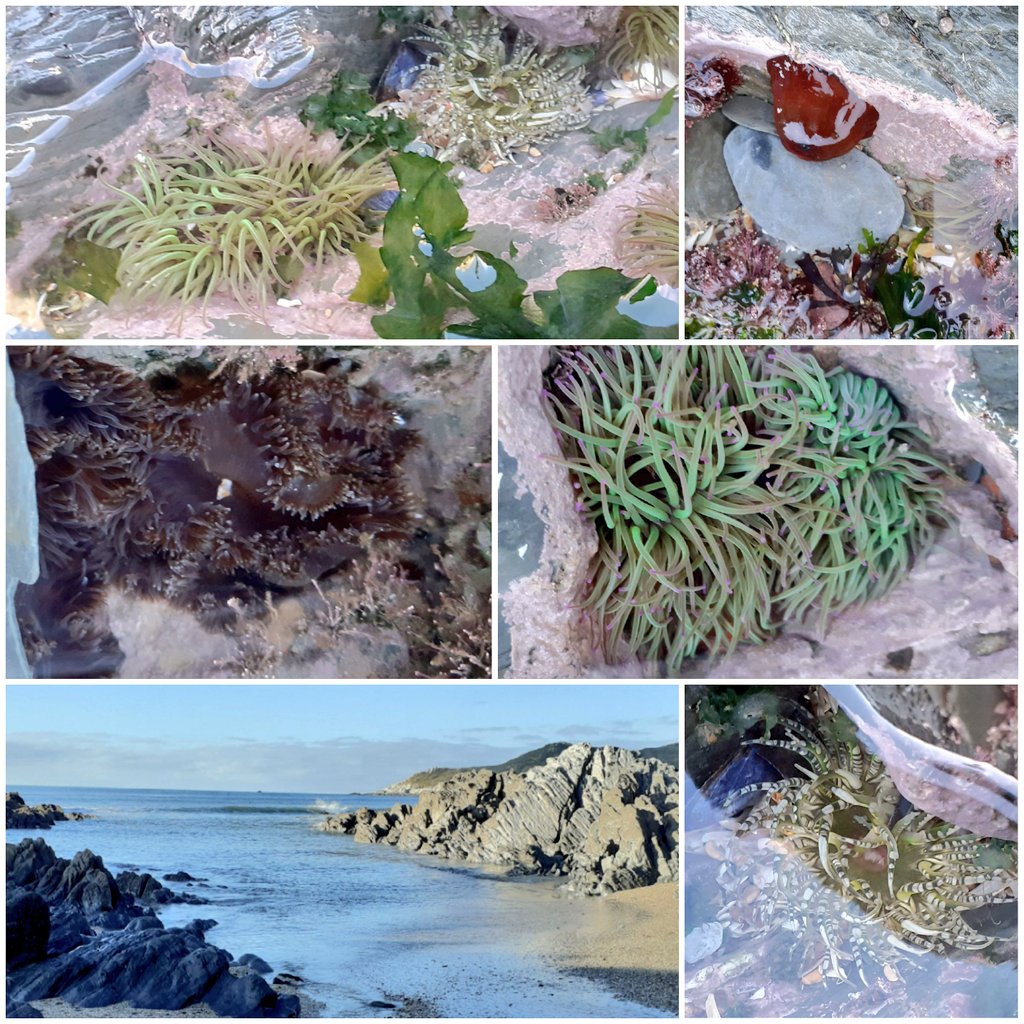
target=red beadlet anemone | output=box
[767,55,879,161]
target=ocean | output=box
[7,785,670,1018]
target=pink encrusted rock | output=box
[685,15,1015,179]
[486,5,621,47]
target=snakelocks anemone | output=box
[10,346,417,678]
[708,706,1017,987]
[542,346,953,673]
[399,12,592,167]
[605,6,680,89]
[615,184,680,287]
[72,125,394,323]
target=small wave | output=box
[162,805,315,815]
[309,799,350,814]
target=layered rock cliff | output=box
[318,743,678,894]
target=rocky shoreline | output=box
[317,743,679,894]
[6,838,299,1019]
[7,793,92,830]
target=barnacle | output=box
[542,346,952,673]
[712,711,1017,985]
[72,125,394,324]
[606,6,679,90]
[615,184,679,287]
[398,13,592,167]
[10,347,417,678]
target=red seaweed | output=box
[685,56,741,126]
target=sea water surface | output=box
[8,785,668,1018]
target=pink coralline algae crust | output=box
[485,5,620,47]
[931,258,1018,339]
[684,56,740,126]
[685,23,1016,179]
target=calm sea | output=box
[7,785,668,1018]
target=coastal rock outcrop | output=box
[7,891,50,970]
[6,838,298,1018]
[318,743,679,893]
[6,792,91,830]
[116,870,210,906]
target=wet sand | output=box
[25,1000,217,1018]
[528,881,680,1013]
[368,869,679,1017]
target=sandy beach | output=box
[528,881,680,1013]
[368,867,680,1017]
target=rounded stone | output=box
[723,126,904,253]
[684,921,723,965]
[684,113,740,220]
[721,95,776,134]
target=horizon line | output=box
[6,784,377,796]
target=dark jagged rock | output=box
[7,892,50,969]
[183,918,219,938]
[319,743,679,894]
[236,953,274,974]
[6,792,91,830]
[116,870,209,906]
[163,870,204,882]
[47,901,93,956]
[5,839,295,1017]
[124,916,165,933]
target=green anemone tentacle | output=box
[544,346,954,671]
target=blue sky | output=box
[7,684,678,792]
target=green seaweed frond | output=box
[353,152,676,340]
[300,71,415,159]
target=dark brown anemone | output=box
[9,347,418,677]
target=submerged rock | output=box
[115,870,209,906]
[723,125,904,252]
[319,743,678,894]
[721,95,776,134]
[684,113,740,219]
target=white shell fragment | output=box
[723,126,904,253]
[684,921,724,964]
